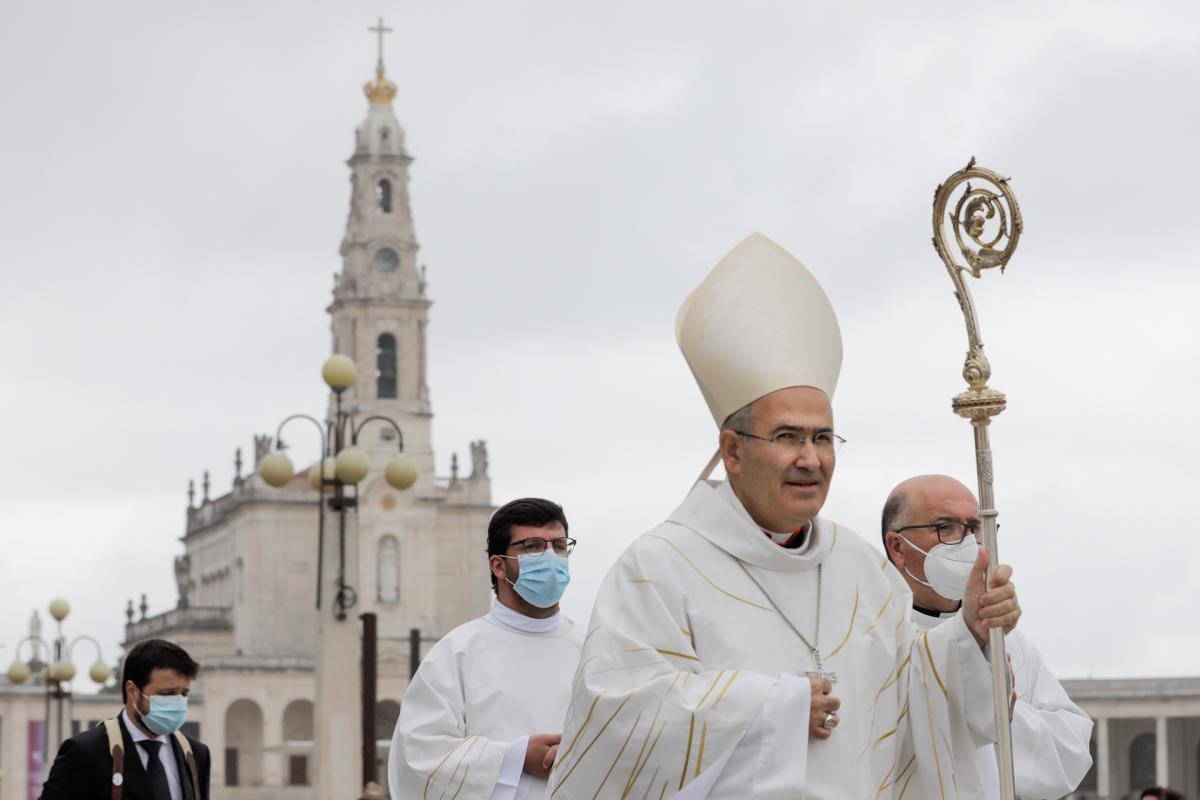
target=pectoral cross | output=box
[805,669,838,685]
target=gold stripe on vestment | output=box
[712,670,740,709]
[695,671,725,709]
[678,712,696,790]
[826,521,840,556]
[424,736,476,800]
[620,674,682,798]
[559,693,604,766]
[552,694,633,796]
[622,723,666,799]
[645,534,771,611]
[637,765,661,800]
[592,712,643,800]
[825,584,861,659]
[439,736,480,800]
[448,764,471,800]
[694,721,708,778]
[916,642,947,800]
[922,632,949,698]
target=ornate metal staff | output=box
[931,157,1022,800]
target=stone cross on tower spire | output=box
[369,17,393,75]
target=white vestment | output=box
[549,481,999,799]
[911,609,1093,800]
[389,604,585,800]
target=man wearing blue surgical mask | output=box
[882,475,1093,800]
[40,637,210,800]
[388,497,585,800]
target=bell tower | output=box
[328,22,433,474]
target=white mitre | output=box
[676,232,842,427]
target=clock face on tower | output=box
[373,247,399,273]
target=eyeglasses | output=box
[893,521,989,546]
[505,536,577,557]
[733,429,846,457]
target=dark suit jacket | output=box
[39,712,211,800]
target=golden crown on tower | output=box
[363,66,397,105]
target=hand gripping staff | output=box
[931,157,1023,800]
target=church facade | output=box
[48,56,492,800]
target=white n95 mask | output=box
[901,535,979,602]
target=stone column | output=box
[1096,716,1110,797]
[315,509,363,799]
[1156,715,1169,786]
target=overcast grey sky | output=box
[2,1,1197,685]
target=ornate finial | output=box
[234,448,243,482]
[364,18,397,106]
[202,471,211,502]
[187,479,195,508]
[139,594,149,621]
[29,608,42,640]
[450,453,459,486]
[125,599,134,624]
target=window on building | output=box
[377,334,398,399]
[376,700,401,743]
[1130,731,1156,791]
[377,179,393,213]
[379,536,400,604]
[288,755,309,786]
[225,748,239,786]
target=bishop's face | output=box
[721,386,836,533]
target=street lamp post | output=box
[6,599,111,761]
[259,354,417,798]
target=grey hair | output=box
[721,402,755,433]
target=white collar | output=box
[714,479,821,559]
[120,708,169,745]
[486,600,561,636]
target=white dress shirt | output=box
[122,708,184,800]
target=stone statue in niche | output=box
[174,554,193,610]
[469,440,489,479]
[254,434,273,468]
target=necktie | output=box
[138,740,173,800]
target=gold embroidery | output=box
[585,625,602,644]
[628,578,654,584]
[592,712,643,800]
[424,736,476,800]
[712,670,740,709]
[657,648,701,662]
[695,671,725,709]
[645,534,771,611]
[678,712,696,790]
[552,694,633,796]
[438,736,480,800]
[694,721,708,778]
[897,765,919,799]
[825,584,860,659]
[923,632,949,698]
[448,762,470,800]
[679,628,692,638]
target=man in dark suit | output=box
[40,638,211,800]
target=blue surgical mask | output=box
[505,551,570,608]
[138,691,189,736]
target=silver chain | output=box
[735,560,824,673]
